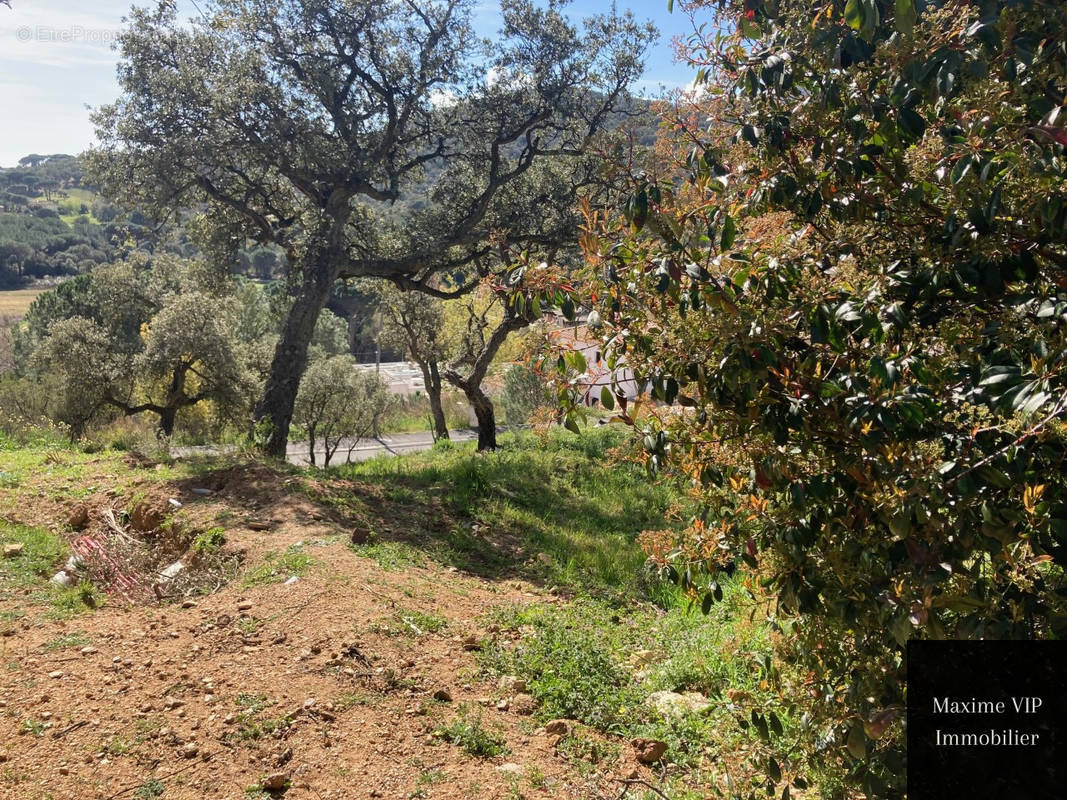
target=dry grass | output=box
[0,288,43,319]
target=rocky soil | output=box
[0,460,659,800]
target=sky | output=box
[0,0,699,169]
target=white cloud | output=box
[0,1,130,69]
[486,64,534,91]
[428,87,457,109]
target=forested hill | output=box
[0,90,659,293]
[0,154,292,290]
[0,155,123,288]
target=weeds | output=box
[350,539,425,571]
[481,601,640,733]
[0,522,65,592]
[42,631,90,652]
[20,718,46,737]
[433,706,509,758]
[337,428,690,598]
[391,607,447,637]
[191,526,226,554]
[134,780,165,800]
[242,546,312,587]
[479,588,784,785]
[227,694,293,743]
[46,579,100,618]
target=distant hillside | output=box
[0,155,126,289]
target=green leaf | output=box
[951,155,973,184]
[1018,390,1050,416]
[770,711,784,737]
[895,0,916,34]
[768,756,782,783]
[721,214,737,251]
[898,108,926,139]
[846,723,867,759]
[632,188,649,231]
[563,414,580,435]
[862,0,879,39]
[752,711,770,741]
[600,386,615,410]
[844,0,865,33]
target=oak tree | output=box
[89,0,653,456]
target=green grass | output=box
[389,607,448,637]
[134,780,165,800]
[479,585,782,777]
[0,419,788,794]
[433,706,510,758]
[377,392,471,435]
[0,520,97,618]
[42,631,90,652]
[334,428,688,599]
[44,579,100,618]
[226,693,293,743]
[53,188,100,225]
[20,718,46,737]
[351,540,427,571]
[241,545,312,587]
[0,521,65,592]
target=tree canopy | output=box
[89,0,654,456]
[25,256,251,438]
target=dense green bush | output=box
[498,363,548,426]
[569,0,1067,795]
[292,356,389,467]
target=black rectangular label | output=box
[908,640,1067,799]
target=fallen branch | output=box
[51,720,88,739]
[613,777,672,800]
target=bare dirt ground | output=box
[0,458,650,800]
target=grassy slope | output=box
[0,427,787,797]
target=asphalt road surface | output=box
[174,429,478,467]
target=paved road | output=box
[174,429,478,468]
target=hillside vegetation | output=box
[0,429,799,800]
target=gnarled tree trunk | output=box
[254,271,335,457]
[253,208,350,458]
[467,385,497,451]
[420,360,450,442]
[444,310,529,452]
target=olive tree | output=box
[375,283,454,441]
[88,0,654,457]
[441,283,532,450]
[292,355,388,466]
[26,257,248,438]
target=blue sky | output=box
[0,0,698,168]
